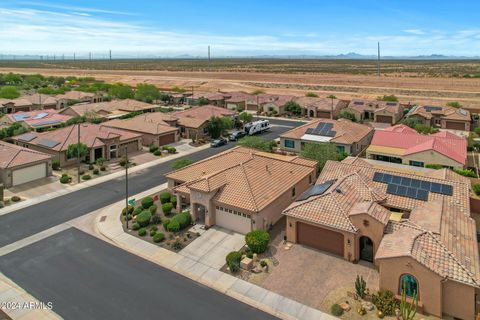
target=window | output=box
[309,175,312,184]
[399,274,418,297]
[409,160,424,167]
[180,127,185,133]
[284,139,295,149]
[336,145,345,153]
[292,187,296,197]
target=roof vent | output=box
[335,187,342,193]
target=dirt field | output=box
[2,59,480,110]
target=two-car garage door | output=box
[297,222,344,256]
[12,163,47,186]
[158,133,176,146]
[215,208,251,234]
[376,115,393,124]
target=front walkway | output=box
[95,184,335,320]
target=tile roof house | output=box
[366,124,467,169]
[59,99,157,119]
[294,96,348,119]
[0,141,53,188]
[344,99,404,124]
[2,110,73,132]
[279,118,374,155]
[258,94,295,115]
[225,92,255,111]
[1,94,58,113]
[185,92,230,107]
[11,123,142,167]
[166,146,317,234]
[56,91,103,109]
[283,159,479,319]
[406,105,471,131]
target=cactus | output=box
[400,284,418,320]
[355,275,367,299]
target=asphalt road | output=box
[0,228,278,320]
[0,118,302,247]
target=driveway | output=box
[179,227,245,269]
[262,243,379,310]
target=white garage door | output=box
[215,207,251,234]
[12,163,47,186]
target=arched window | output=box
[399,274,418,297]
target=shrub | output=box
[245,230,270,254]
[81,174,91,181]
[96,157,106,166]
[171,238,183,250]
[226,251,242,273]
[52,159,60,170]
[475,127,480,135]
[171,195,177,208]
[149,205,157,214]
[149,229,156,236]
[153,232,165,243]
[425,164,443,169]
[100,165,106,171]
[93,168,99,175]
[119,157,127,167]
[170,211,191,229]
[141,196,154,209]
[454,168,477,178]
[149,145,159,153]
[153,150,162,156]
[136,210,152,227]
[133,206,143,216]
[372,290,399,316]
[355,275,367,299]
[260,260,267,267]
[122,205,134,216]
[88,164,94,170]
[60,175,71,184]
[150,225,158,231]
[132,222,140,231]
[162,202,173,215]
[151,214,161,224]
[11,196,21,202]
[160,192,171,204]
[163,146,176,154]
[473,184,480,196]
[162,218,171,230]
[246,251,253,259]
[167,219,180,232]
[138,228,147,236]
[330,303,344,317]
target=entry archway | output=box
[309,110,315,118]
[359,236,374,262]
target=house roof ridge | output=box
[239,162,260,212]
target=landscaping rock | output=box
[361,301,374,311]
[339,302,351,312]
[252,253,258,262]
[251,265,263,274]
[240,257,253,270]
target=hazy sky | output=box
[2,0,480,57]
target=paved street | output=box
[0,228,278,320]
[0,118,302,247]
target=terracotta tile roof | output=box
[12,123,141,152]
[168,146,316,213]
[294,97,346,111]
[103,115,178,135]
[0,141,51,169]
[280,118,373,145]
[6,110,72,128]
[1,94,57,107]
[347,99,402,115]
[225,92,253,103]
[369,124,467,165]
[172,105,237,129]
[56,91,95,100]
[63,99,155,117]
[408,105,471,122]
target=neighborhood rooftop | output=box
[0,140,51,169]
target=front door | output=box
[359,236,374,262]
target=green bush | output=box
[52,159,60,170]
[93,168,99,175]
[11,196,21,202]
[170,211,191,229]
[88,164,94,170]
[425,164,443,169]
[246,251,253,259]
[138,228,147,236]
[162,202,173,215]
[151,214,161,224]
[330,303,343,317]
[473,184,480,196]
[149,229,156,236]
[136,210,152,227]
[132,222,140,231]
[171,195,177,207]
[153,232,165,243]
[260,260,267,267]
[133,207,143,216]
[226,251,242,273]
[162,218,171,230]
[171,238,182,250]
[149,145,159,153]
[475,127,480,135]
[122,205,134,216]
[150,225,158,231]
[100,165,106,171]
[167,219,180,232]
[81,174,91,181]
[141,196,154,209]
[153,150,162,156]
[160,192,171,204]
[60,175,71,184]
[372,290,399,316]
[245,230,270,254]
[149,205,157,214]
[453,168,477,178]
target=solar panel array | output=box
[424,106,442,112]
[17,133,37,142]
[38,138,60,148]
[305,122,336,137]
[12,114,30,121]
[33,112,49,119]
[373,172,453,201]
[297,179,336,201]
[459,109,468,116]
[31,120,61,127]
[354,101,364,105]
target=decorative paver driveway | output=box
[179,226,245,269]
[262,243,379,310]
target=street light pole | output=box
[125,146,129,229]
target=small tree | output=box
[378,94,398,102]
[251,89,265,95]
[339,110,356,122]
[300,143,347,173]
[134,83,160,103]
[284,101,302,116]
[108,83,134,99]
[446,101,462,108]
[237,136,276,152]
[207,116,233,139]
[67,143,89,159]
[197,97,209,106]
[239,112,253,123]
[305,92,318,97]
[0,86,20,99]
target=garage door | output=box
[118,140,139,156]
[445,121,466,130]
[215,208,251,234]
[158,133,176,146]
[376,115,393,123]
[12,163,47,186]
[297,222,344,256]
[317,111,331,119]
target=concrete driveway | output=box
[179,226,245,269]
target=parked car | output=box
[210,137,228,147]
[229,131,247,141]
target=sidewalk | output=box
[95,184,335,320]
[0,143,210,216]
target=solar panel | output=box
[441,184,453,196]
[31,120,61,127]
[38,138,60,148]
[420,180,431,191]
[12,114,30,121]
[397,185,408,196]
[386,102,397,106]
[305,122,336,137]
[33,112,49,119]
[430,183,442,193]
[410,179,420,188]
[400,177,412,187]
[373,172,383,182]
[296,180,336,201]
[416,189,429,201]
[424,106,442,112]
[17,133,37,142]
[392,175,401,185]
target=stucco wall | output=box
[402,150,464,168]
[350,214,386,264]
[442,280,476,320]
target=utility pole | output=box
[109,49,112,61]
[124,146,129,229]
[89,52,92,61]
[208,45,211,71]
[377,42,381,77]
[73,52,76,61]
[77,124,81,184]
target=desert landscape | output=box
[1,59,480,110]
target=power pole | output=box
[208,45,211,71]
[73,52,76,61]
[89,52,92,61]
[109,49,112,61]
[377,42,381,77]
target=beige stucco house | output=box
[1,94,58,113]
[406,105,471,131]
[344,99,404,124]
[294,96,348,119]
[279,118,373,155]
[166,147,317,234]
[283,158,479,319]
[56,91,103,109]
